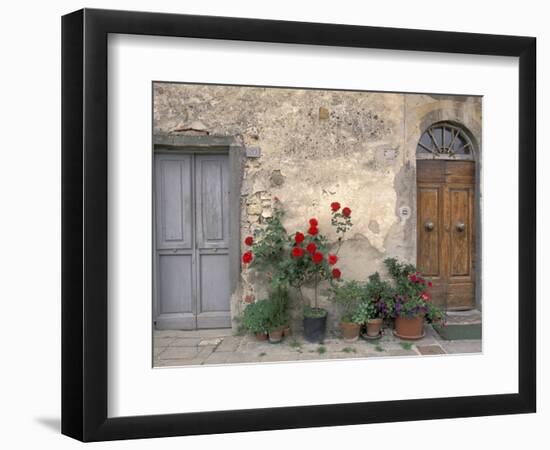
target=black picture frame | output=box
[61,8,536,442]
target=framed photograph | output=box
[61,8,536,442]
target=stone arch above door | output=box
[411,108,481,162]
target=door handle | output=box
[424,221,435,231]
[455,221,465,232]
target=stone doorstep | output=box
[444,310,482,325]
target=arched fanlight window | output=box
[416,123,474,160]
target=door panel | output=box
[417,160,475,310]
[158,254,194,315]
[195,155,229,249]
[155,155,193,250]
[154,152,231,330]
[449,187,471,277]
[198,254,231,313]
[417,186,441,276]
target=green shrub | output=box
[329,280,364,323]
[241,287,290,334]
[242,299,271,334]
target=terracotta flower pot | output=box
[394,315,425,340]
[341,321,360,342]
[366,318,383,337]
[255,331,268,341]
[268,327,284,343]
[282,325,291,337]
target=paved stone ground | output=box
[153,325,481,367]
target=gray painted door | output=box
[154,153,231,329]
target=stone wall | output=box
[153,83,482,331]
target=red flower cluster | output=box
[331,201,352,218]
[409,273,432,287]
[243,202,346,282]
[242,251,253,264]
[308,225,319,236]
[312,252,324,264]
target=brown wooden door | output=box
[417,160,475,310]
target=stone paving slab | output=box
[153,325,481,368]
[439,340,482,354]
[169,338,202,347]
[417,344,446,355]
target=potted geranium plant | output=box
[362,272,395,337]
[329,280,363,342]
[384,258,443,340]
[278,202,352,342]
[242,200,353,343]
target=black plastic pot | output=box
[303,309,327,343]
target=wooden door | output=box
[417,160,475,310]
[154,153,231,329]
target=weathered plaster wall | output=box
[153,83,482,330]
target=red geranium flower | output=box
[309,218,318,227]
[295,232,305,244]
[328,254,338,265]
[409,274,417,282]
[312,252,324,264]
[331,202,341,212]
[242,251,253,264]
[292,247,304,258]
[428,281,433,288]
[332,268,342,279]
[308,226,319,236]
[342,207,352,217]
[306,242,317,254]
[421,292,431,301]
[244,236,254,246]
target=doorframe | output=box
[413,117,482,311]
[152,134,244,328]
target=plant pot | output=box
[255,331,268,341]
[366,318,383,337]
[268,327,284,343]
[282,325,291,337]
[303,308,327,343]
[340,321,360,342]
[393,315,425,340]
